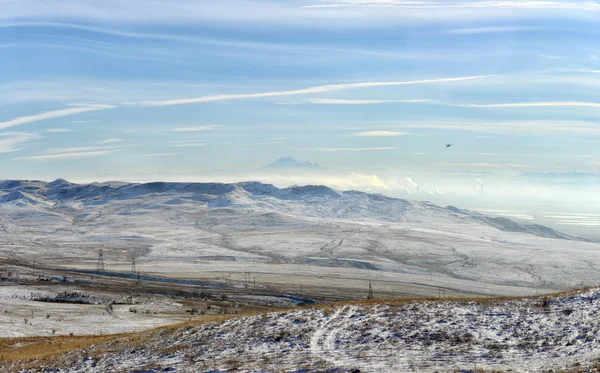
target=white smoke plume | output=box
[406,177,419,193]
[475,178,484,192]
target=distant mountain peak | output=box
[262,157,324,170]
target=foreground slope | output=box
[7,289,600,373]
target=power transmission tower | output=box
[367,281,374,300]
[244,271,251,289]
[131,255,137,273]
[97,249,105,272]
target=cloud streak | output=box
[353,131,408,137]
[97,138,124,144]
[307,98,600,109]
[0,132,41,154]
[0,105,113,130]
[172,126,220,132]
[308,98,432,105]
[15,150,116,161]
[296,147,395,151]
[441,162,532,168]
[140,76,490,107]
[304,0,600,12]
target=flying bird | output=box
[445,144,454,148]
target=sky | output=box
[1,0,600,235]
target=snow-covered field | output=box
[1,179,599,298]
[0,284,188,337]
[10,289,600,373]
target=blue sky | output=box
[0,0,599,186]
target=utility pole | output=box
[97,249,105,272]
[136,271,141,286]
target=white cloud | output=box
[304,0,600,12]
[350,172,389,190]
[296,147,395,151]
[540,54,561,60]
[140,76,490,107]
[172,126,220,132]
[463,101,600,109]
[353,131,408,137]
[441,162,532,168]
[0,105,113,130]
[392,119,600,136]
[97,138,123,144]
[308,98,600,110]
[1,1,598,28]
[308,98,432,105]
[44,128,72,133]
[15,150,116,161]
[168,143,205,148]
[445,26,540,34]
[44,145,136,154]
[0,132,40,153]
[143,153,182,157]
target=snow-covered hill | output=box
[14,289,600,373]
[0,179,585,240]
[0,179,599,294]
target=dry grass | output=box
[0,334,125,364]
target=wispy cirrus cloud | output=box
[304,0,600,12]
[44,128,72,133]
[14,150,116,161]
[444,26,540,34]
[172,126,220,132]
[140,76,490,107]
[44,145,135,155]
[353,131,408,137]
[463,101,600,108]
[168,143,205,148]
[0,105,113,130]
[296,147,395,151]
[0,132,41,153]
[2,1,599,28]
[143,153,182,157]
[307,98,600,110]
[308,98,432,105]
[97,138,124,144]
[441,162,533,168]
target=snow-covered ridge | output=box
[0,178,586,242]
[27,288,600,373]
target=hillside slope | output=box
[8,289,600,373]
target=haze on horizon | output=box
[1,0,599,237]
